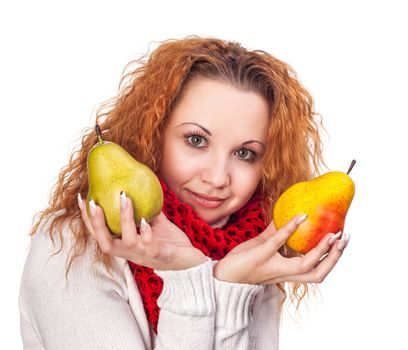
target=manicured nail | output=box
[329,231,342,245]
[120,191,127,209]
[89,199,96,217]
[296,214,308,225]
[140,218,148,234]
[338,233,350,250]
[319,252,329,261]
[77,193,83,210]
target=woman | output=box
[19,36,348,349]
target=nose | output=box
[200,155,231,188]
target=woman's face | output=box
[159,77,269,225]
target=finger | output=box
[89,200,122,255]
[260,222,339,279]
[300,231,342,272]
[259,219,277,241]
[140,218,161,259]
[269,233,349,284]
[301,239,344,283]
[261,214,308,257]
[78,193,96,238]
[119,192,139,246]
[140,218,153,242]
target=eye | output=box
[184,131,208,148]
[188,135,204,146]
[235,148,257,162]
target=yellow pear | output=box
[86,125,163,236]
[273,160,356,254]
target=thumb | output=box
[260,214,308,257]
[259,219,277,240]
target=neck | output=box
[210,216,230,229]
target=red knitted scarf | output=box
[128,179,266,333]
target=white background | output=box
[1,0,407,349]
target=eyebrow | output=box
[242,140,265,149]
[175,122,265,149]
[176,122,212,135]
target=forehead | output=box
[168,78,270,135]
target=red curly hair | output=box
[29,35,328,310]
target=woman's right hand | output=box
[78,193,208,271]
[213,214,349,285]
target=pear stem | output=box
[347,159,356,175]
[95,124,104,145]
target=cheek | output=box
[232,165,262,197]
[160,140,202,183]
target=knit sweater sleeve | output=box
[19,215,151,349]
[18,215,215,350]
[212,261,283,349]
[154,259,215,349]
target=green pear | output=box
[86,125,163,236]
[273,160,356,254]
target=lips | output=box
[186,189,226,208]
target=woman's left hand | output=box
[78,194,208,271]
[213,215,348,284]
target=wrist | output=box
[194,251,209,267]
[160,249,208,271]
[213,260,239,283]
[213,261,224,280]
[174,250,208,271]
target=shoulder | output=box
[23,210,90,279]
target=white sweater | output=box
[19,213,282,349]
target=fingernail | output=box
[120,191,127,209]
[319,252,329,261]
[329,231,342,245]
[338,233,350,250]
[77,193,83,210]
[140,218,147,233]
[296,214,308,225]
[89,199,96,217]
